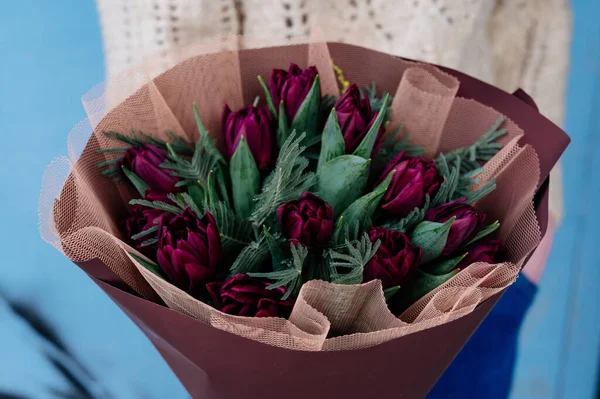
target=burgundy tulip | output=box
[125,191,174,257]
[458,240,503,268]
[335,84,384,154]
[276,192,334,248]
[364,226,422,289]
[269,63,319,121]
[118,144,180,193]
[377,152,443,218]
[222,104,274,170]
[424,199,487,256]
[206,274,295,318]
[156,208,222,294]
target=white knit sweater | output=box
[95,0,570,223]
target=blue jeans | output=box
[428,275,537,399]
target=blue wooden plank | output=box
[510,1,600,398]
[0,1,187,397]
[558,42,600,399]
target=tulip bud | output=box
[117,144,180,194]
[424,199,486,256]
[377,152,443,218]
[269,63,319,122]
[156,208,222,294]
[222,104,274,170]
[335,84,384,154]
[276,192,334,248]
[206,274,295,318]
[458,240,503,268]
[363,226,422,289]
[125,205,165,258]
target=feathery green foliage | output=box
[373,129,425,175]
[205,201,253,253]
[161,139,221,190]
[229,235,270,275]
[436,117,506,174]
[250,131,315,226]
[432,155,461,206]
[130,225,159,241]
[382,195,431,233]
[263,227,287,272]
[129,199,182,214]
[248,243,307,300]
[329,233,380,285]
[102,129,193,155]
[361,82,392,118]
[140,237,158,247]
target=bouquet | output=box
[40,39,569,398]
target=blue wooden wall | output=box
[510,1,600,398]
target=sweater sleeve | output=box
[95,0,239,81]
[490,0,571,227]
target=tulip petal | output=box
[184,262,214,292]
[157,247,183,287]
[132,154,177,193]
[206,281,224,308]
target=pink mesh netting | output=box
[39,38,542,351]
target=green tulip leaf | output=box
[467,220,500,245]
[230,137,260,218]
[186,183,205,210]
[353,93,390,159]
[384,285,401,302]
[391,269,458,314]
[410,217,456,264]
[423,252,467,275]
[213,164,231,208]
[193,103,225,164]
[257,75,278,118]
[277,101,290,148]
[337,169,395,233]
[317,154,370,216]
[121,166,150,197]
[204,170,220,207]
[317,108,345,173]
[290,75,321,141]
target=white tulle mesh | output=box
[38,38,542,351]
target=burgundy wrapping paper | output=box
[67,43,569,398]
